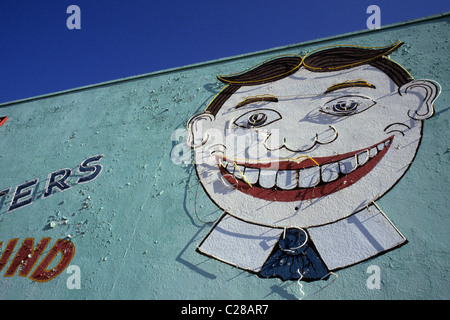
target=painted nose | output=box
[263,125,338,152]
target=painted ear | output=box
[399,79,441,120]
[186,112,215,148]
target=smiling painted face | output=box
[188,46,439,228]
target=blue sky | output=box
[0,0,448,104]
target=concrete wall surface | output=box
[0,12,448,300]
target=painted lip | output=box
[217,136,393,202]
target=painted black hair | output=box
[206,42,412,116]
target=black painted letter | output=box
[43,169,72,198]
[77,155,104,184]
[8,179,38,211]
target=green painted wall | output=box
[0,12,448,300]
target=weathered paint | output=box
[0,13,448,299]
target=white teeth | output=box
[321,162,340,182]
[243,168,259,184]
[357,150,369,166]
[233,165,245,179]
[276,170,298,190]
[298,166,320,188]
[259,169,277,188]
[339,156,357,174]
[221,140,389,189]
[222,161,233,173]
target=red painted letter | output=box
[4,238,51,277]
[30,239,75,282]
[0,238,18,273]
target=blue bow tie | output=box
[259,228,329,281]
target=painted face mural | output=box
[187,42,440,281]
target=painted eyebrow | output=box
[324,80,376,94]
[235,94,279,108]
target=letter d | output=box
[29,239,75,282]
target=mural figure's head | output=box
[188,42,440,228]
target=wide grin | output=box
[217,136,393,202]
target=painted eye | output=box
[321,95,376,116]
[234,108,282,128]
[333,101,358,113]
[248,113,268,127]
